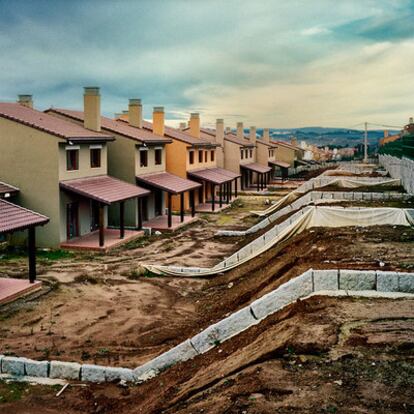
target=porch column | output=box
[137,197,143,230]
[190,189,195,217]
[120,201,125,239]
[235,178,238,197]
[99,203,105,247]
[241,171,244,190]
[168,193,172,228]
[204,181,207,203]
[219,184,223,208]
[28,227,36,283]
[212,184,216,211]
[257,172,260,191]
[180,192,184,222]
[226,182,230,204]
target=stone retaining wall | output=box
[379,154,414,194]
[2,269,413,384]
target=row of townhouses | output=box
[0,87,308,253]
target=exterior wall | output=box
[0,118,61,247]
[58,143,108,181]
[135,145,166,176]
[256,142,273,165]
[186,147,217,172]
[275,145,296,166]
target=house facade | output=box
[0,92,147,249]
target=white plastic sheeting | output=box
[251,177,401,217]
[143,207,414,277]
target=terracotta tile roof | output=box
[60,175,149,205]
[143,121,218,148]
[256,138,277,148]
[269,160,290,169]
[274,140,304,152]
[211,167,241,179]
[136,172,201,194]
[0,199,49,234]
[240,162,272,174]
[0,103,113,142]
[0,181,19,197]
[224,132,255,148]
[188,167,239,185]
[47,109,172,145]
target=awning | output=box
[295,159,310,166]
[269,160,290,169]
[60,175,149,205]
[136,172,201,195]
[188,167,239,185]
[0,181,19,198]
[0,199,49,234]
[212,167,241,179]
[240,163,272,174]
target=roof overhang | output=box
[240,163,272,174]
[188,167,240,185]
[136,172,201,195]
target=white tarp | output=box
[143,207,413,277]
[251,177,401,217]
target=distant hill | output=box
[251,127,400,148]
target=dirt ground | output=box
[1,220,413,369]
[1,295,413,414]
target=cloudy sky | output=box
[0,0,413,128]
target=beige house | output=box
[47,97,200,230]
[0,92,148,249]
[203,121,272,191]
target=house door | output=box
[66,202,79,239]
[154,190,163,216]
[90,201,100,231]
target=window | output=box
[66,149,79,171]
[90,148,101,168]
[189,151,194,164]
[249,149,253,158]
[240,149,244,160]
[155,148,162,165]
[245,149,249,158]
[205,150,208,163]
[140,149,148,167]
[198,150,203,163]
[211,150,215,162]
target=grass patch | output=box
[0,381,29,404]
[0,247,74,262]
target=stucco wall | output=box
[0,118,61,247]
[274,144,296,166]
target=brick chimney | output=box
[153,106,165,136]
[188,113,200,139]
[83,87,101,131]
[225,126,231,134]
[291,137,298,146]
[236,122,244,139]
[128,98,142,128]
[384,130,389,138]
[179,122,187,130]
[249,126,257,144]
[263,128,270,143]
[215,119,224,146]
[17,94,33,109]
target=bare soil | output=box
[1,223,413,369]
[1,296,413,414]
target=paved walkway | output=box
[0,278,42,305]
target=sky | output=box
[0,0,413,129]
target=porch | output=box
[240,163,272,191]
[60,228,144,251]
[0,278,42,305]
[136,172,201,229]
[188,167,240,212]
[60,175,149,249]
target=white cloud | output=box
[301,26,331,36]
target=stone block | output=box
[134,339,197,379]
[105,367,135,383]
[339,270,376,291]
[191,306,257,354]
[1,356,26,376]
[313,269,338,291]
[398,272,414,293]
[81,364,106,383]
[25,359,49,377]
[251,270,313,320]
[376,271,399,292]
[49,361,81,380]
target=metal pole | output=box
[28,227,36,283]
[364,122,368,163]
